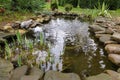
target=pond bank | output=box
[88,16,120,80]
[0,12,120,80]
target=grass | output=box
[4,31,50,67]
[44,2,120,17]
[0,11,35,27]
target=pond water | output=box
[29,17,117,79]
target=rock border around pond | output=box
[89,16,120,66]
[0,12,120,80]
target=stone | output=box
[3,23,13,31]
[115,17,120,25]
[29,67,44,79]
[108,54,120,65]
[10,65,28,80]
[21,19,33,28]
[44,16,51,22]
[105,41,118,45]
[15,29,27,35]
[21,75,40,80]
[89,24,105,32]
[112,32,120,43]
[12,21,21,29]
[117,68,120,73]
[0,58,13,80]
[99,35,111,43]
[105,44,120,54]
[30,21,42,28]
[36,18,44,23]
[95,34,112,38]
[96,17,106,23]
[86,73,113,80]
[44,70,81,80]
[105,70,120,80]
[105,27,114,34]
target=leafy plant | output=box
[17,54,22,67]
[4,41,12,60]
[95,2,112,18]
[40,32,44,47]
[51,2,58,11]
[64,4,73,12]
[16,31,22,44]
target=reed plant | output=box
[40,32,44,47]
[4,41,12,60]
[95,2,111,18]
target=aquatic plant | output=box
[40,32,44,47]
[4,41,12,60]
[17,54,22,67]
[16,31,22,44]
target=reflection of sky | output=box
[32,18,107,72]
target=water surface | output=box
[31,17,116,79]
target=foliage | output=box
[17,55,22,67]
[51,2,58,11]
[57,0,120,10]
[0,0,45,12]
[4,31,50,68]
[0,0,11,9]
[40,32,44,47]
[64,4,73,12]
[95,2,111,18]
[4,41,12,60]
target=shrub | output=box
[0,0,45,12]
[64,4,73,12]
[96,2,111,18]
[51,2,58,11]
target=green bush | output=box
[59,0,120,10]
[64,4,73,12]
[0,0,45,12]
[51,2,58,11]
[0,0,11,9]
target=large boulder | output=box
[99,35,111,43]
[112,32,120,43]
[0,58,13,80]
[95,34,112,38]
[44,70,81,80]
[20,67,44,80]
[108,54,120,65]
[105,44,120,54]
[20,19,33,28]
[105,70,120,80]
[29,67,44,79]
[86,73,113,80]
[20,75,41,80]
[10,65,28,80]
[89,24,105,32]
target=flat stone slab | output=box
[99,35,111,43]
[86,73,113,80]
[105,44,120,54]
[112,32,120,43]
[108,54,120,65]
[44,70,81,80]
